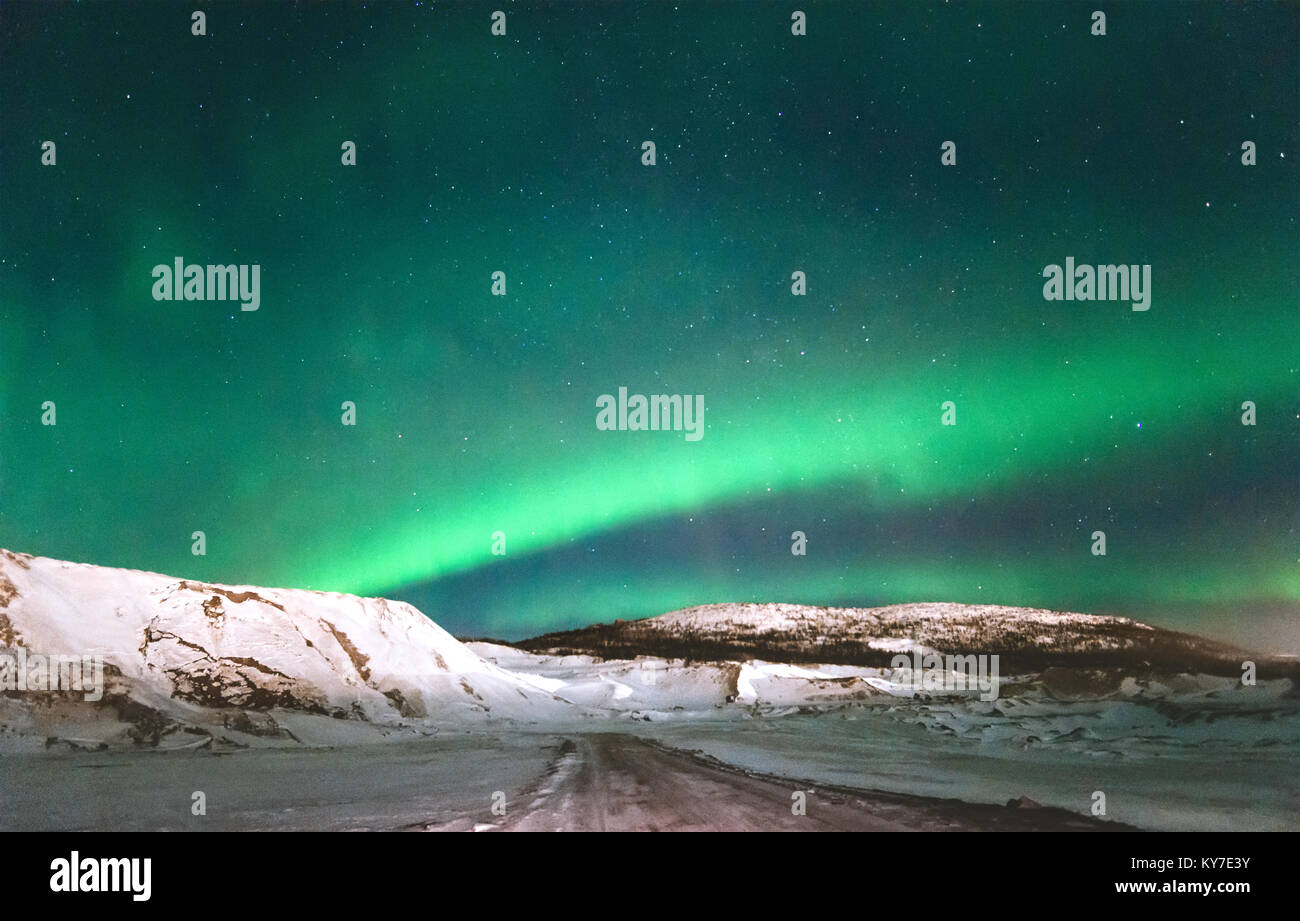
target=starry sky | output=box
[1,2,1296,650]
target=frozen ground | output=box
[639,707,1299,832]
[0,728,1123,832]
[0,732,552,832]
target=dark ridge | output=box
[512,605,1300,679]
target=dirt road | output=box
[497,734,1126,832]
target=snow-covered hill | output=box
[516,601,1295,677]
[0,549,570,751]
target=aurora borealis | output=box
[1,2,1296,648]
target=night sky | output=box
[1,2,1296,649]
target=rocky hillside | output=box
[515,601,1297,677]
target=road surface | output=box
[494,734,1125,832]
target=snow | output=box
[0,550,571,750]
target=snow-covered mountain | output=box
[516,601,1298,678]
[0,549,570,751]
